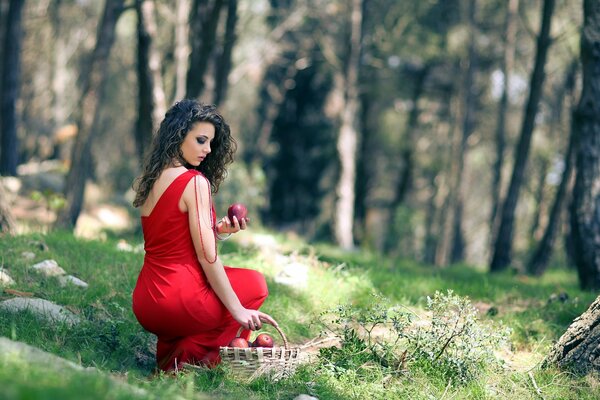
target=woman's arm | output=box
[184,175,276,330]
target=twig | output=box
[440,378,452,400]
[528,371,544,399]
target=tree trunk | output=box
[448,0,478,264]
[490,0,555,272]
[213,0,237,106]
[334,0,363,250]
[135,0,167,163]
[528,158,550,242]
[527,61,578,276]
[0,178,16,234]
[186,0,225,100]
[0,0,25,176]
[569,0,600,291]
[55,0,124,229]
[384,65,428,254]
[490,0,519,235]
[544,295,600,373]
[173,0,190,102]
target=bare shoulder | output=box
[181,171,211,205]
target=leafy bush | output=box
[318,291,511,385]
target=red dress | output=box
[132,169,268,371]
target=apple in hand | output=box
[252,333,274,348]
[228,337,250,348]
[227,203,248,224]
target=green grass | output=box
[0,230,598,399]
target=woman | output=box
[132,99,277,372]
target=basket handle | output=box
[236,324,289,350]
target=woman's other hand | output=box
[232,307,278,331]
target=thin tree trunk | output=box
[384,65,428,253]
[449,0,478,264]
[544,295,600,373]
[55,0,124,229]
[334,0,363,250]
[135,0,154,163]
[186,0,225,99]
[0,0,25,176]
[490,0,556,272]
[569,0,600,291]
[423,171,440,264]
[528,122,577,275]
[173,0,190,102]
[528,158,549,242]
[213,0,237,106]
[527,61,578,276]
[135,0,166,163]
[490,0,519,234]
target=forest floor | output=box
[0,228,599,399]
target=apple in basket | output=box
[228,337,250,348]
[252,333,274,348]
[227,203,248,223]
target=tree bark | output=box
[384,65,429,253]
[334,0,363,250]
[173,0,190,102]
[569,0,600,291]
[186,0,225,100]
[527,61,578,276]
[0,0,25,176]
[135,0,167,163]
[55,0,124,229]
[448,0,478,264]
[528,158,549,242]
[490,0,555,272]
[544,295,600,373]
[490,0,519,235]
[213,0,237,106]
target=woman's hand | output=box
[232,307,278,331]
[217,215,248,234]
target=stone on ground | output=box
[0,297,80,326]
[0,269,15,286]
[30,259,66,277]
[58,275,89,288]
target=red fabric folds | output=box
[132,170,268,371]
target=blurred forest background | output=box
[1,0,599,291]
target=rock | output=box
[0,269,15,286]
[31,259,66,277]
[274,262,309,289]
[0,337,150,397]
[0,297,80,326]
[58,275,89,289]
[293,395,318,400]
[21,251,36,260]
[548,292,569,304]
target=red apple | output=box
[252,333,274,348]
[228,337,250,348]
[227,203,248,224]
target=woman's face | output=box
[180,122,215,167]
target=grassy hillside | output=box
[0,230,598,399]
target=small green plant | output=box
[409,290,511,384]
[318,291,511,386]
[30,189,66,231]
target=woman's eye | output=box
[196,138,206,144]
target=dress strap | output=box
[193,173,218,264]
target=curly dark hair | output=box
[133,100,236,208]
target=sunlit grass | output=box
[0,231,598,399]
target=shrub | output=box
[317,291,511,385]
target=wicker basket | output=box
[219,325,303,381]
